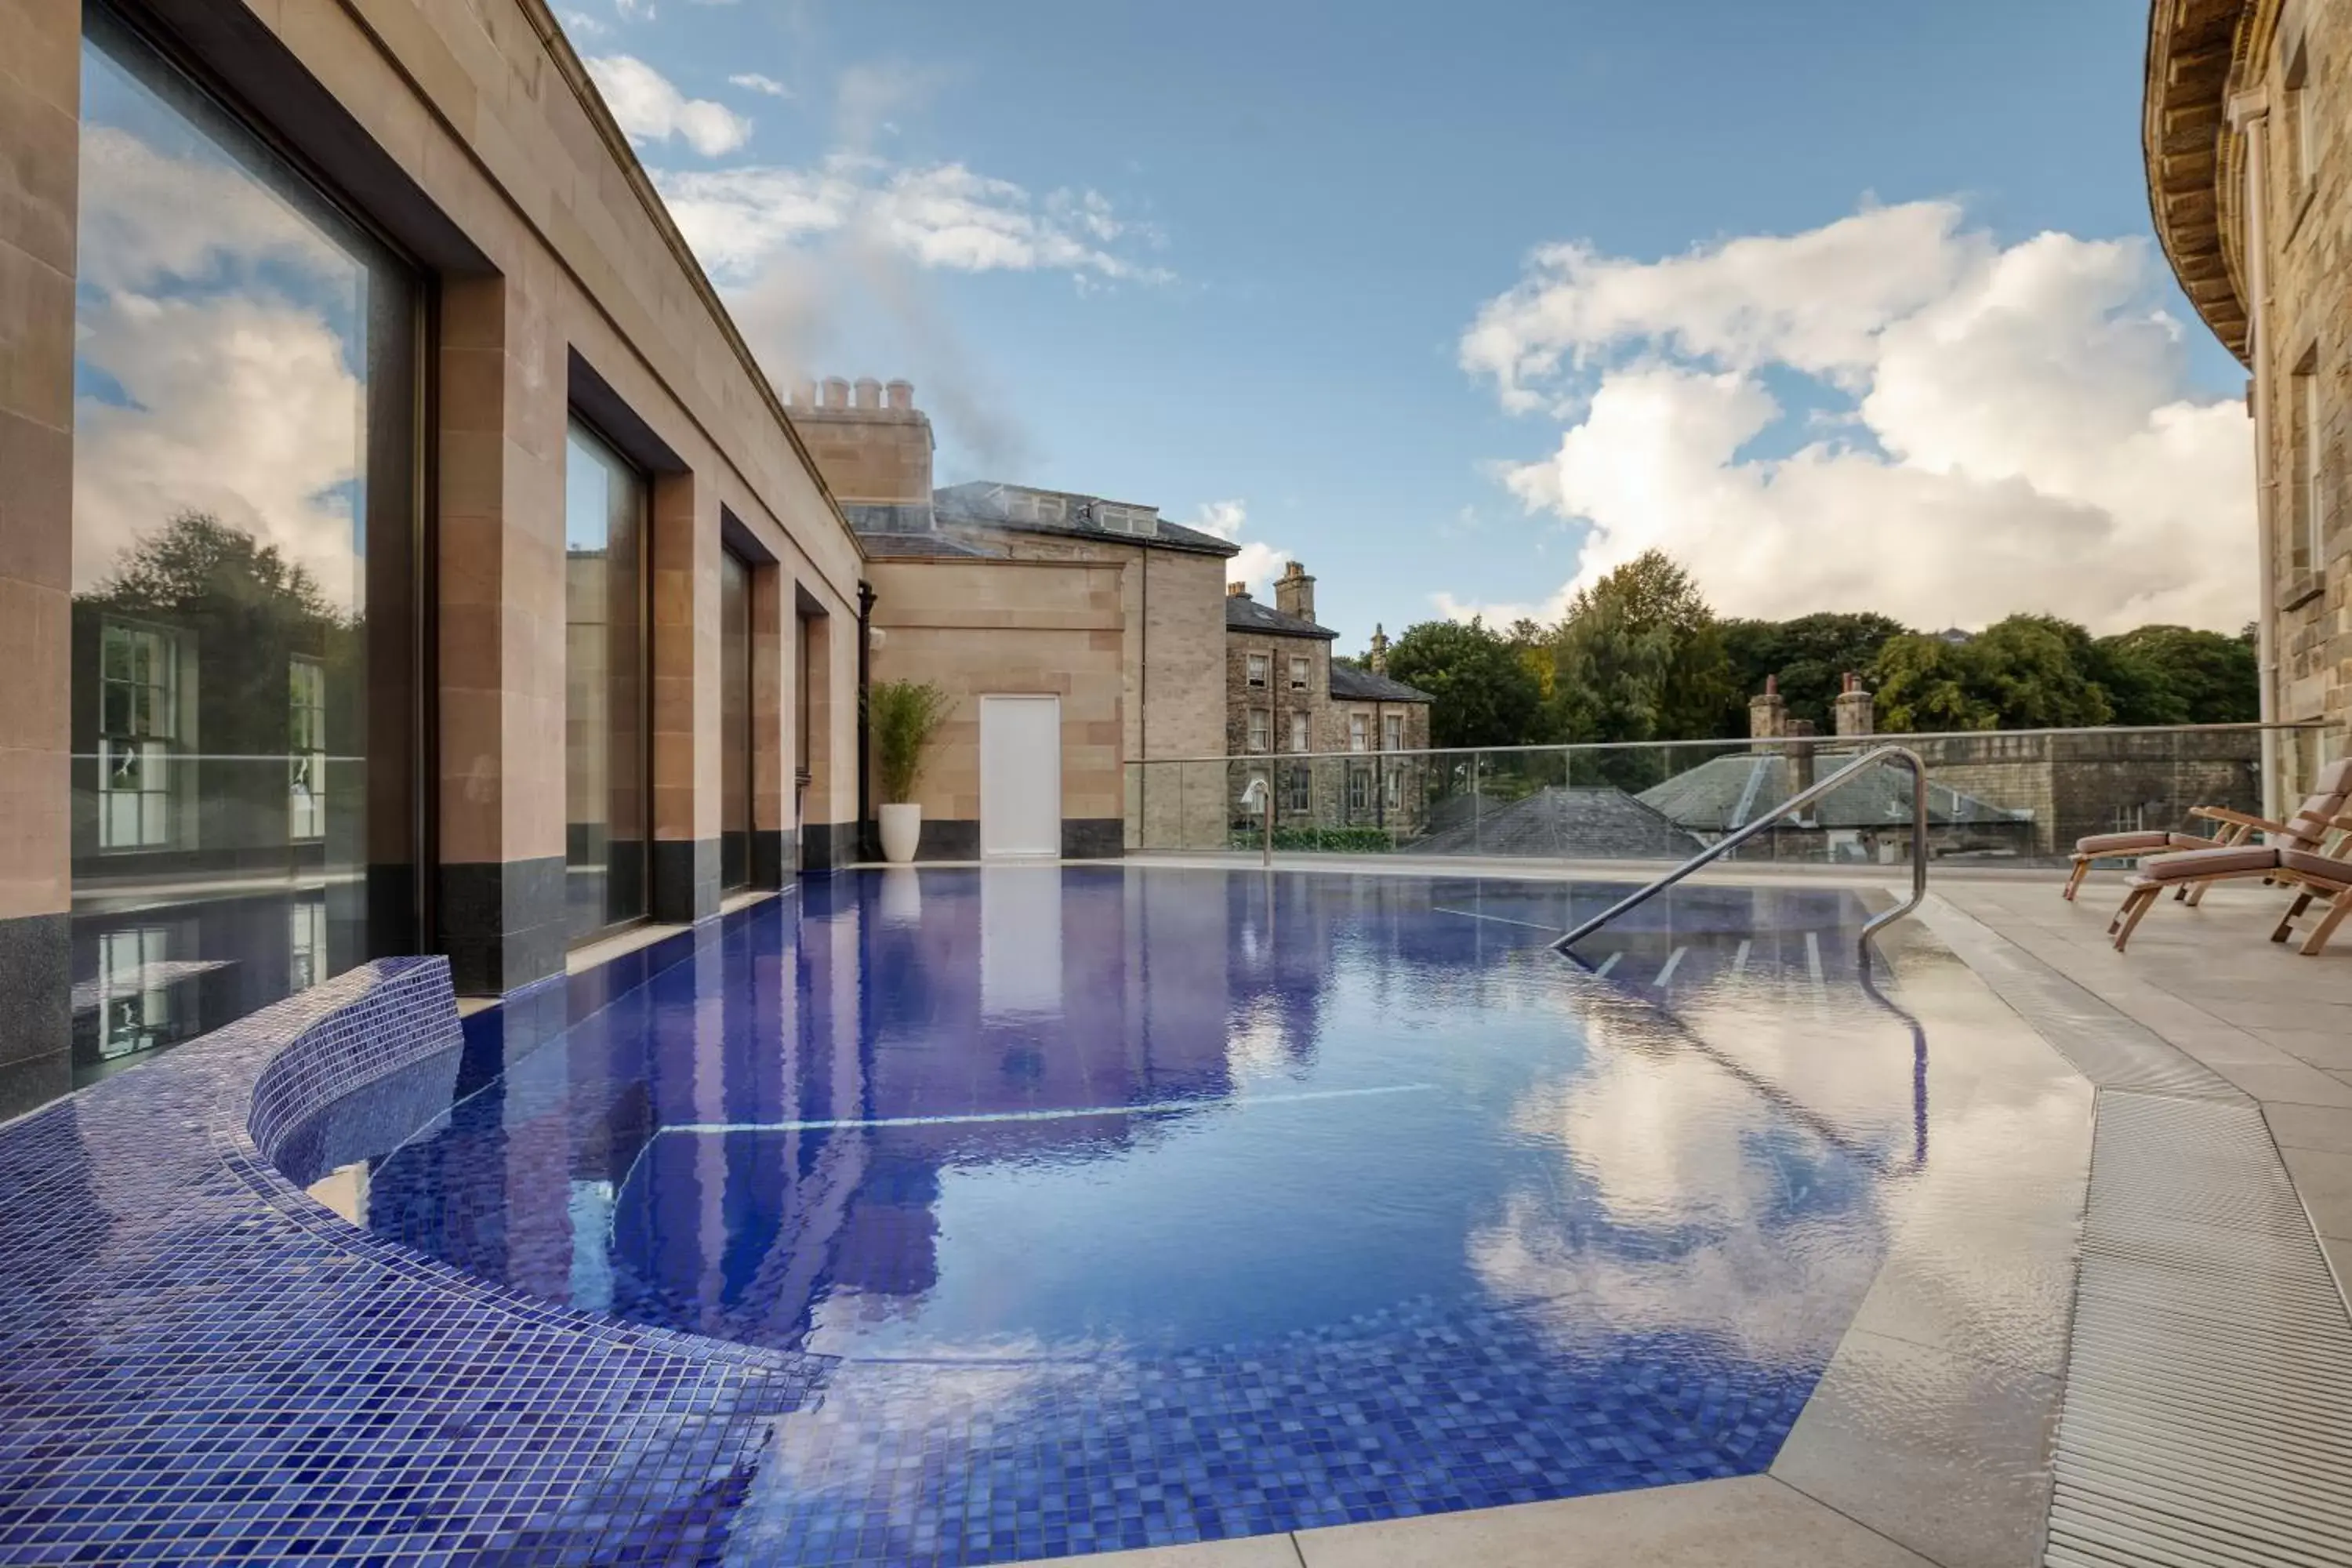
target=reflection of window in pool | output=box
[98,620,180,850]
[99,927,172,1058]
[289,897,328,993]
[289,655,326,840]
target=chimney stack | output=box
[1368,623,1390,675]
[1833,672,1875,739]
[1273,559,1316,623]
[1785,717,1819,804]
[1748,674,1789,741]
[1227,581,1250,599]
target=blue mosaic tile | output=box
[0,872,1913,1566]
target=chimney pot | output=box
[854,377,882,410]
[1226,582,1249,599]
[822,377,851,408]
[886,379,913,411]
[793,378,818,407]
[1764,674,1778,696]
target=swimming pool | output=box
[300,866,1934,1563]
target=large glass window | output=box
[564,418,650,939]
[720,548,753,891]
[68,8,419,1078]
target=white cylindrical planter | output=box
[878,803,922,864]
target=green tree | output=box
[1871,634,1997,732]
[1381,617,1548,750]
[2092,625,2259,724]
[1549,550,1732,746]
[1967,615,2114,729]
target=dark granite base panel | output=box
[1062,818,1126,860]
[0,1051,71,1126]
[0,912,68,1079]
[916,818,982,861]
[437,857,567,996]
[750,829,794,889]
[800,822,848,873]
[891,818,1126,861]
[652,838,721,924]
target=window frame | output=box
[1288,655,1308,691]
[2292,343,2325,576]
[1348,712,1370,753]
[1245,652,1269,689]
[1247,706,1270,753]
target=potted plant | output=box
[867,678,953,864]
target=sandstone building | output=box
[0,0,1175,1118]
[1225,564,1435,835]
[2145,0,2351,805]
[786,381,1239,853]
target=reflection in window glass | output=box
[564,419,649,938]
[67,7,417,1079]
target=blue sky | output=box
[568,0,2252,646]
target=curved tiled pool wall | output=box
[0,953,810,1566]
[244,957,464,1165]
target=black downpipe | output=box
[855,579,877,862]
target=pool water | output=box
[310,867,1929,1563]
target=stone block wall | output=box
[2264,0,2351,789]
[867,557,1127,858]
[0,0,874,1109]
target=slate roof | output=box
[1636,751,2031,832]
[932,482,1240,558]
[1225,595,1338,641]
[1329,663,1433,704]
[1406,787,1705,859]
[857,531,996,559]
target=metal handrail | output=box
[1122,720,2316,768]
[1549,744,1929,968]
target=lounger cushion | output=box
[2282,812,2340,847]
[2279,848,2352,885]
[2074,830,2211,856]
[2135,845,2280,882]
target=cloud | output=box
[559,9,612,38]
[1455,201,2255,633]
[659,158,1167,283]
[585,55,753,157]
[72,129,370,609]
[729,72,792,98]
[1187,499,1291,593]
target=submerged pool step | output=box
[1560,926,1861,994]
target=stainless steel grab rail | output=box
[1550,744,1930,968]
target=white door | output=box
[979,695,1062,858]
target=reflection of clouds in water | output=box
[1472,1016,1883,1362]
[1225,1000,1293,1085]
[73,125,368,608]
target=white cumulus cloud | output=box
[586,55,753,157]
[659,157,1167,283]
[1454,201,2255,633]
[1186,499,1291,595]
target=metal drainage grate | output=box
[2045,1090,2352,1568]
